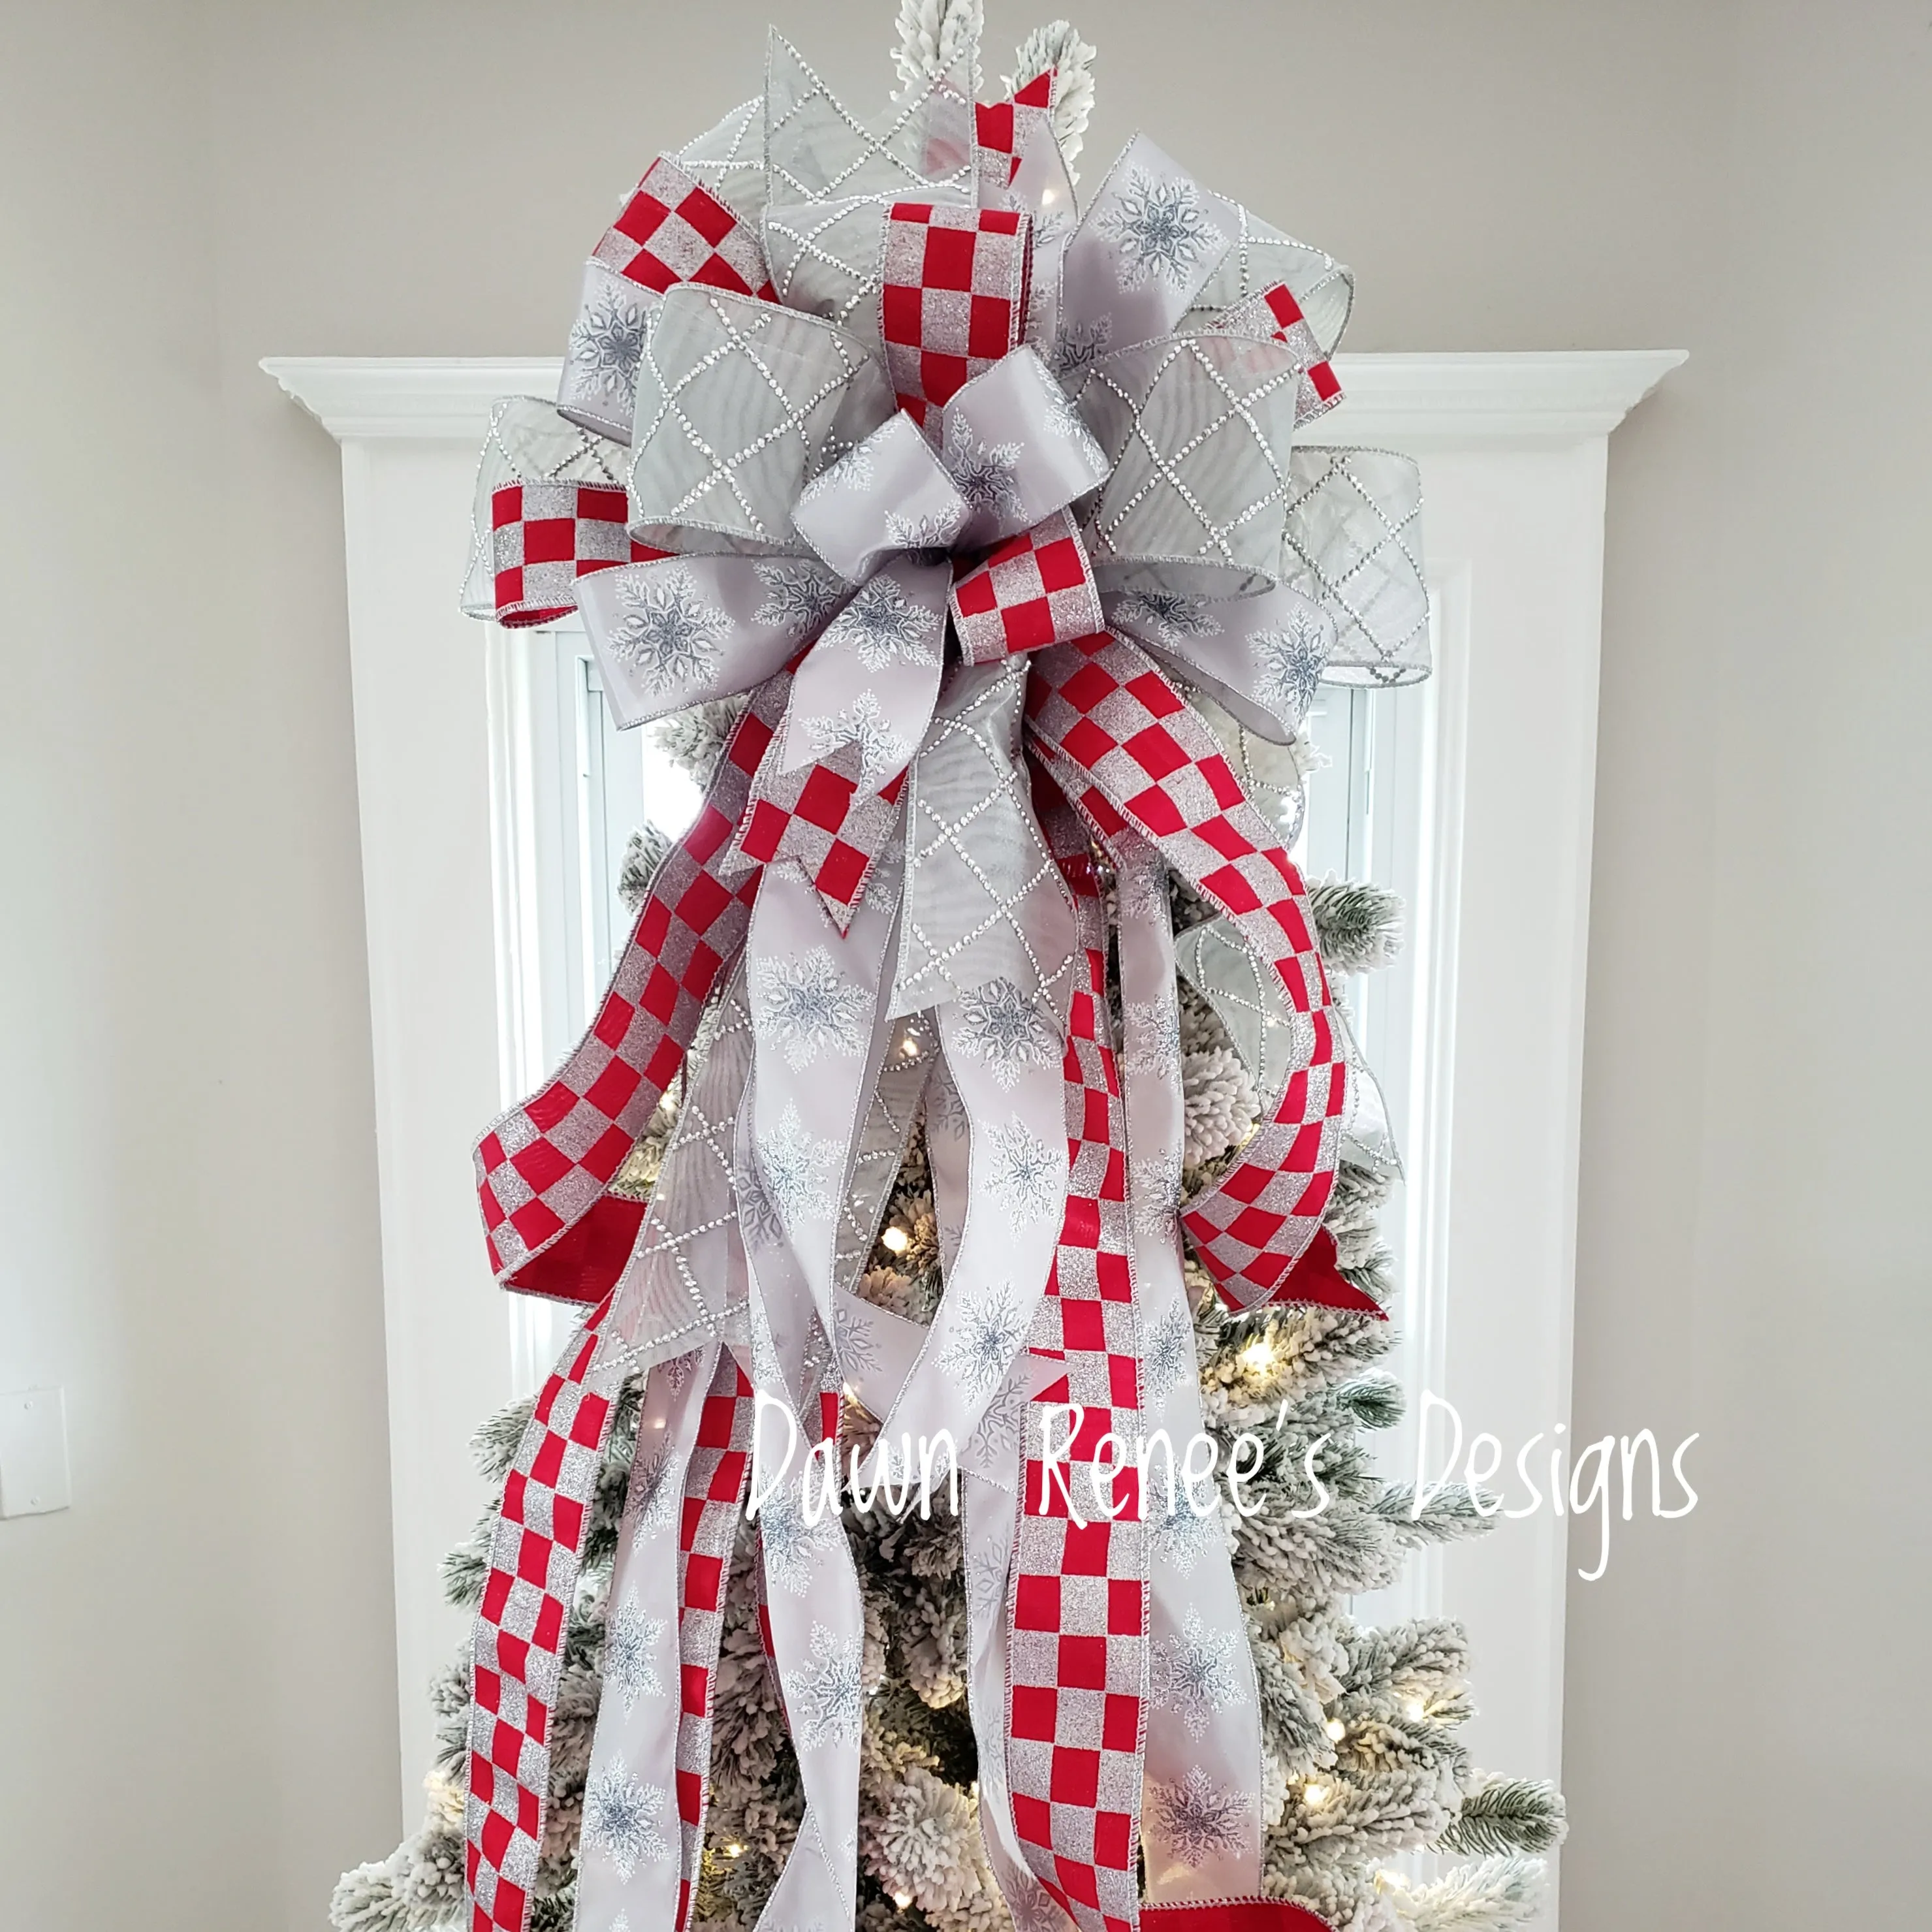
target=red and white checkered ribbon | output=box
[953,509,1105,663]
[1003,781,1148,1932]
[472,662,917,1296]
[467,1331,759,1932]
[1143,1906,1340,1932]
[882,201,1033,424]
[455,40,1434,1932]
[473,682,774,1293]
[487,478,663,629]
[464,1299,622,1932]
[569,1344,755,1932]
[975,69,1056,197]
[1111,831,1269,1904]
[1027,630,1377,1314]
[559,153,776,445]
[460,398,673,629]
[670,1357,761,1927]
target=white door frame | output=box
[264,349,1683,1863]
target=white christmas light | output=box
[1303,1782,1330,1809]
[881,1224,911,1254]
[1324,1717,1346,1741]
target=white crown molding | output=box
[1310,348,1686,443]
[261,348,1685,447]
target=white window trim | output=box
[266,349,1682,1869]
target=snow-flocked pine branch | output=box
[1006,22,1098,169]
[893,0,984,101]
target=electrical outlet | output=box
[0,1387,71,1517]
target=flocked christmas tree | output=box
[335,721,1562,1932]
[334,8,1563,1931]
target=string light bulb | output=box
[725,1843,744,1859]
[1324,1717,1346,1741]
[893,1893,913,1910]
[1303,1782,1330,1810]
[1404,1696,1426,1721]
[881,1224,911,1255]
[899,1033,921,1058]
[1239,1336,1276,1374]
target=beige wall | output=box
[3,3,1925,1927]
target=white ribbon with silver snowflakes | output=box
[741,1289,871,1932]
[576,1345,720,1927]
[741,864,907,1358]
[853,1003,1068,1493]
[729,851,909,1932]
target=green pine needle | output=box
[1439,1777,1567,1856]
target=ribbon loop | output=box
[1059,135,1237,358]
[881,201,1033,422]
[764,29,977,208]
[1192,200,1355,356]
[578,554,843,727]
[761,195,898,352]
[1026,631,1376,1314]
[462,397,657,628]
[974,69,1056,200]
[1282,446,1430,685]
[627,285,893,551]
[473,681,784,1293]
[676,97,770,228]
[559,151,778,444]
[1078,330,1307,598]
[1188,279,1344,430]
[1176,916,1402,1180]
